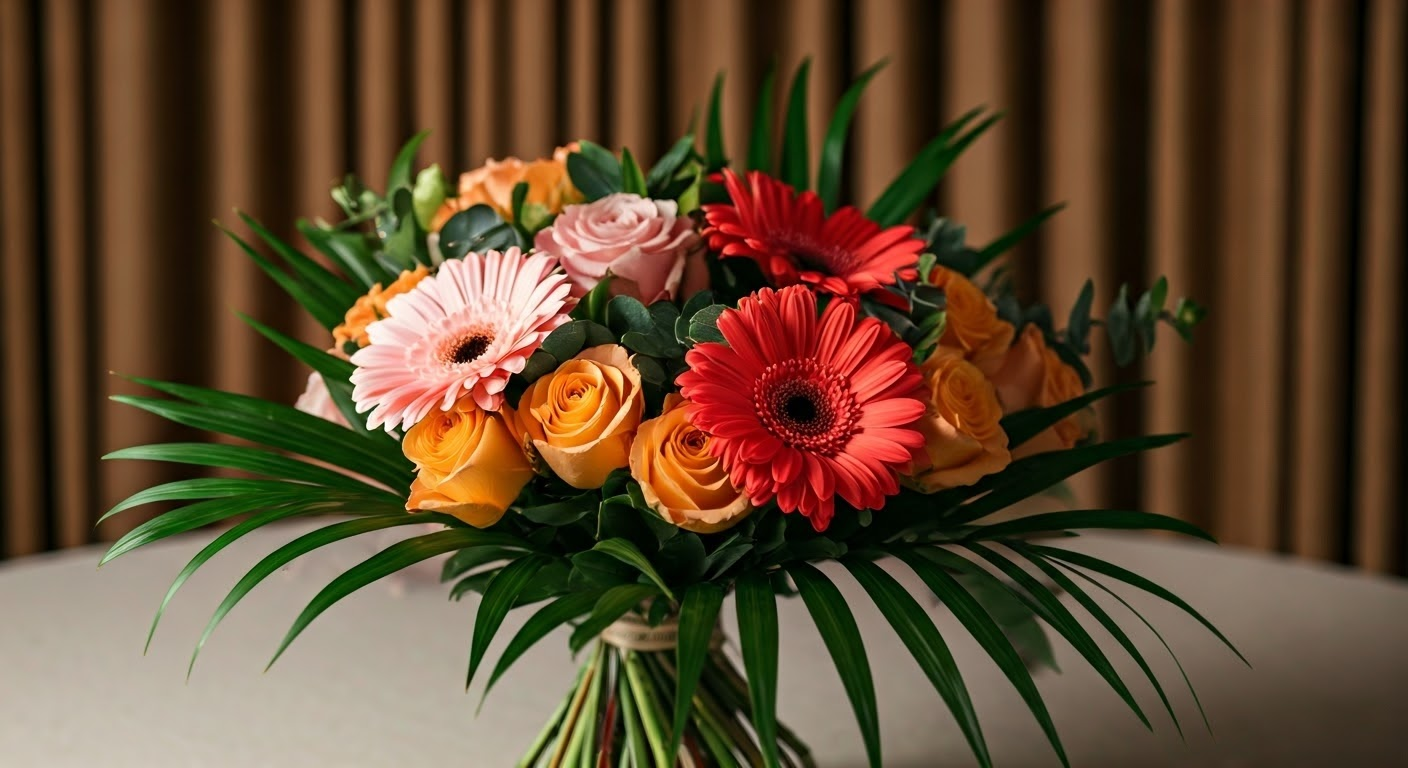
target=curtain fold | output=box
[1,0,1403,573]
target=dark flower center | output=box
[448,334,492,364]
[754,359,859,456]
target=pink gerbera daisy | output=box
[350,248,573,431]
[701,170,925,299]
[677,285,927,531]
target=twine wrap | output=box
[599,612,724,652]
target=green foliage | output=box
[567,141,624,201]
[868,108,1001,227]
[817,60,886,212]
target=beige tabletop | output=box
[2,523,1406,767]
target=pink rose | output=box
[294,372,348,427]
[534,193,700,303]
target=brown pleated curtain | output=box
[0,0,1404,573]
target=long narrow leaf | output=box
[297,220,391,290]
[269,527,532,669]
[238,212,361,308]
[484,590,603,697]
[102,477,306,523]
[844,558,991,768]
[145,502,327,652]
[734,570,781,768]
[895,548,1070,767]
[972,203,1065,273]
[466,554,553,689]
[817,60,886,212]
[671,583,725,759]
[866,107,993,227]
[778,58,812,190]
[787,563,882,768]
[964,542,1151,730]
[1027,545,1249,666]
[705,73,728,171]
[103,443,392,496]
[746,63,777,173]
[217,222,345,329]
[968,510,1215,544]
[1012,544,1184,736]
[1000,382,1148,449]
[568,584,660,654]
[387,130,430,193]
[590,538,675,601]
[188,513,463,675]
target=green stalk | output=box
[618,665,649,768]
[623,651,673,766]
[708,652,816,768]
[519,664,588,768]
[550,647,602,768]
[655,654,762,767]
[566,644,606,768]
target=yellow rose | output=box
[928,265,1015,376]
[402,398,533,527]
[989,323,1093,458]
[629,395,751,534]
[332,265,431,351]
[909,348,1011,492]
[429,144,582,230]
[505,344,644,489]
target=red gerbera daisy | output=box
[701,170,926,299]
[677,285,927,531]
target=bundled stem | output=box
[521,641,812,768]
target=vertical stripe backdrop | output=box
[1,0,1404,572]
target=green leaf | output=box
[844,558,991,768]
[466,554,553,688]
[438,204,522,259]
[539,321,587,361]
[670,583,725,758]
[101,477,308,523]
[867,107,998,228]
[734,570,781,768]
[968,509,1215,543]
[297,221,391,291]
[1027,545,1250,667]
[621,147,648,196]
[269,527,532,670]
[705,74,728,171]
[646,134,696,197]
[787,563,882,768]
[519,494,595,526]
[590,538,675,601]
[1107,284,1135,366]
[817,60,886,212]
[483,590,603,697]
[145,503,325,653]
[189,513,464,676]
[896,548,1070,767]
[1013,544,1185,736]
[965,542,1151,730]
[1000,381,1145,449]
[567,141,623,201]
[102,443,387,495]
[441,546,522,582]
[386,130,430,193]
[568,584,660,653]
[218,222,345,330]
[238,213,361,308]
[778,58,812,190]
[973,203,1066,274]
[687,304,728,345]
[1065,278,1095,353]
[747,63,778,173]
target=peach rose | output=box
[989,323,1093,457]
[505,344,644,489]
[402,397,534,527]
[332,266,431,351]
[928,265,1015,376]
[429,145,582,230]
[629,395,751,534]
[909,348,1011,492]
[534,193,701,304]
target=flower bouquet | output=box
[105,61,1234,767]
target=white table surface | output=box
[3,523,1407,767]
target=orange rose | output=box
[402,398,534,527]
[629,395,751,534]
[430,144,582,230]
[989,323,1093,457]
[928,265,1015,376]
[332,265,431,351]
[505,344,644,489]
[909,348,1011,492]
